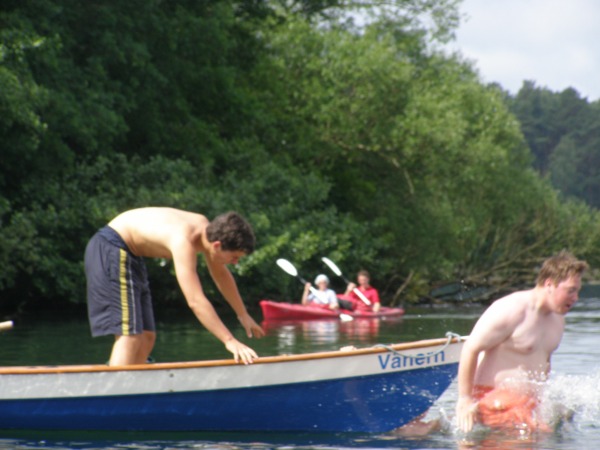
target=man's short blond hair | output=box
[536,250,588,286]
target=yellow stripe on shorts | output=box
[119,248,130,336]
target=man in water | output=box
[85,207,264,366]
[456,250,588,433]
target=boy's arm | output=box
[344,282,356,295]
[206,258,265,339]
[172,244,259,363]
[301,283,311,305]
[371,288,381,312]
[456,300,520,432]
[456,338,482,432]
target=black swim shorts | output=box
[84,226,156,337]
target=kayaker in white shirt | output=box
[301,274,339,310]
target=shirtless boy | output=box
[84,207,264,366]
[456,251,588,433]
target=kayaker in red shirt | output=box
[344,270,381,312]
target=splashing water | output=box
[395,372,600,449]
[541,371,600,429]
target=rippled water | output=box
[1,297,599,449]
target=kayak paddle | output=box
[276,258,353,322]
[321,257,371,306]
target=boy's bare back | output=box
[109,207,209,259]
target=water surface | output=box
[1,298,599,449]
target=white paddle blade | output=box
[276,258,298,277]
[321,257,342,276]
[0,320,13,331]
[340,313,354,322]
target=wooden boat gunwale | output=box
[0,335,462,375]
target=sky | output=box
[445,0,600,101]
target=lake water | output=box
[1,296,600,449]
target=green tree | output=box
[252,15,600,301]
[511,82,600,209]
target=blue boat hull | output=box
[0,364,457,432]
[0,336,465,432]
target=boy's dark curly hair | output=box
[206,211,255,255]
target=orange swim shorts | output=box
[473,385,549,432]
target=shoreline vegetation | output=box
[2,1,600,314]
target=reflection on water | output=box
[1,299,600,448]
[262,318,383,351]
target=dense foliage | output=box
[1,0,598,314]
[509,81,600,208]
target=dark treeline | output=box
[1,0,599,314]
[509,81,600,209]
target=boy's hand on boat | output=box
[238,313,265,339]
[226,339,259,365]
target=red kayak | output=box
[259,299,405,320]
